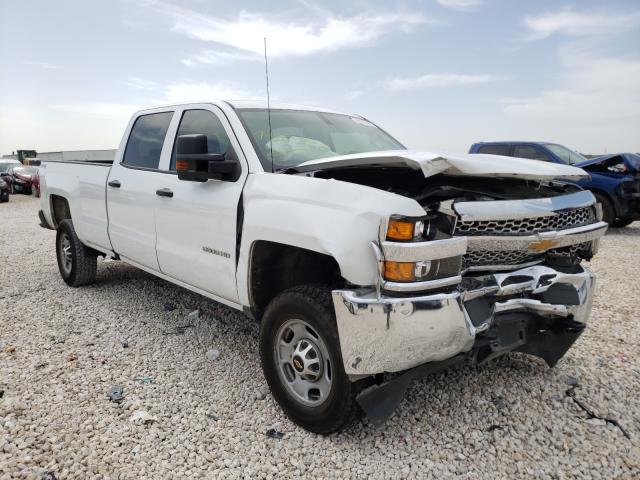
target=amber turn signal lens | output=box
[383,261,416,282]
[386,219,415,241]
[176,159,189,172]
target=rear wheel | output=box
[259,285,357,434]
[593,192,615,226]
[56,219,97,287]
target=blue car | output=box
[469,142,640,228]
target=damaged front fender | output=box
[235,172,425,305]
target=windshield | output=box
[625,153,640,169]
[236,109,404,171]
[545,144,587,165]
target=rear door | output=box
[107,109,174,271]
[153,105,248,302]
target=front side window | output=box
[236,109,404,171]
[513,145,551,161]
[170,109,232,171]
[477,145,511,156]
[123,112,173,169]
[545,144,587,165]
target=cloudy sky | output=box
[1,0,639,156]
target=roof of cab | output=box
[135,100,354,117]
[225,99,351,115]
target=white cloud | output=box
[436,0,482,12]
[181,50,262,67]
[345,90,364,100]
[523,8,640,40]
[23,61,65,70]
[124,77,158,91]
[502,53,640,121]
[161,81,253,103]
[52,102,142,118]
[148,1,429,62]
[384,73,497,91]
[51,81,254,118]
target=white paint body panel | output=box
[38,162,112,252]
[153,103,249,302]
[235,173,424,305]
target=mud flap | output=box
[355,355,465,427]
[516,318,585,367]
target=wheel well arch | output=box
[587,188,620,216]
[50,194,71,228]
[248,240,344,320]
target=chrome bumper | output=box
[332,264,595,376]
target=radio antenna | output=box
[264,37,274,173]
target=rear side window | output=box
[477,145,511,156]
[513,145,551,161]
[123,112,173,169]
[170,109,232,171]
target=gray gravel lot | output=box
[1,195,639,479]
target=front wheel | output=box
[56,219,97,287]
[593,192,615,226]
[259,285,357,434]
[611,217,634,228]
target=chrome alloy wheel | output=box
[274,319,333,406]
[59,233,72,275]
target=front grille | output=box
[454,206,596,236]
[549,242,592,258]
[463,250,541,269]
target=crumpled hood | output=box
[576,153,640,174]
[294,149,589,181]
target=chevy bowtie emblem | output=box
[528,239,559,251]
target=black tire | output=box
[611,217,634,228]
[56,219,97,287]
[593,192,615,226]
[259,285,357,434]
[0,191,7,203]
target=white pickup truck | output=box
[39,100,607,433]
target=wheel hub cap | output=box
[275,319,333,406]
[60,234,72,274]
[291,339,323,381]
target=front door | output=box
[107,110,174,271]
[154,106,247,302]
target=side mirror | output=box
[176,134,238,182]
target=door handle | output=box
[156,188,173,198]
[108,180,121,188]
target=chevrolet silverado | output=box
[39,101,607,433]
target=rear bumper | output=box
[332,264,595,376]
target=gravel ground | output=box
[1,194,639,479]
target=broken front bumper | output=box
[332,264,595,376]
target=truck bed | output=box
[40,160,113,254]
